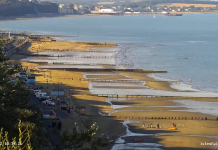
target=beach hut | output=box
[19,73,27,79]
[51,89,65,96]
[27,77,36,83]
[76,106,86,115]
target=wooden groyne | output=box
[13,53,115,58]
[115,116,218,121]
[52,62,115,66]
[77,114,218,121]
[80,78,140,82]
[43,49,116,53]
[52,56,114,59]
[36,67,168,73]
[78,93,218,99]
[80,78,176,82]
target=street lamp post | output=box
[44,70,52,89]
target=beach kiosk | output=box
[51,89,65,96]
[76,106,86,115]
[19,73,27,79]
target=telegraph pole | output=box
[57,82,62,98]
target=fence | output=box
[78,93,218,99]
[80,78,178,83]
[44,49,116,53]
[52,55,114,59]
[80,78,140,82]
[115,116,218,121]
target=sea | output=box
[1,14,218,93]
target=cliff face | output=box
[0,2,58,16]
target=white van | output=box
[36,92,47,98]
[33,90,42,95]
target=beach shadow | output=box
[111,101,139,105]
[166,148,211,150]
[32,74,44,77]
[128,124,178,135]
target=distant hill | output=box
[0,2,58,16]
[156,3,217,7]
[39,0,218,5]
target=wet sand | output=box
[17,40,218,150]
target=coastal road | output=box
[29,96,72,120]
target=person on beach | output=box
[157,124,160,129]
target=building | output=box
[51,89,65,96]
[95,6,99,11]
[27,77,36,83]
[91,8,123,15]
[99,9,114,13]
[74,5,78,10]
[58,4,74,14]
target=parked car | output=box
[42,99,56,106]
[40,95,50,101]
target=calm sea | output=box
[1,14,218,93]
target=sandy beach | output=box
[12,39,218,150]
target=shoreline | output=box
[1,11,218,22]
[10,39,218,150]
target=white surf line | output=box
[147,74,201,92]
[169,100,218,116]
[111,120,162,150]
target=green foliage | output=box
[0,120,33,150]
[0,42,44,149]
[62,122,112,150]
[0,41,8,62]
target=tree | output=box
[0,41,45,149]
[0,120,33,149]
[61,122,112,150]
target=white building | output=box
[99,9,114,13]
[91,8,122,14]
[58,4,74,14]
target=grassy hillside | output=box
[156,3,217,7]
